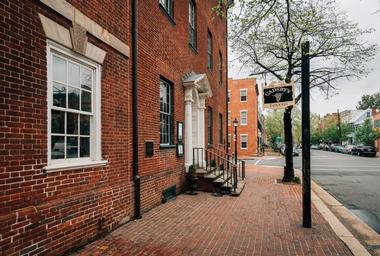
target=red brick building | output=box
[228,78,260,158]
[372,107,380,154]
[0,0,229,254]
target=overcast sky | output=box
[228,0,380,116]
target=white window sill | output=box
[43,160,108,173]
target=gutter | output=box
[132,0,142,219]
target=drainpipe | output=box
[132,0,142,219]
[225,3,232,155]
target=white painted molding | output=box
[40,0,130,58]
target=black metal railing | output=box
[210,146,245,180]
[192,147,245,193]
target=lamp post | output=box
[233,118,239,164]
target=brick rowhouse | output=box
[228,78,259,158]
[0,0,228,255]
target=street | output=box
[251,150,380,234]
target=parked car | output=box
[280,145,299,156]
[311,144,319,150]
[335,145,344,153]
[341,144,355,154]
[292,147,299,156]
[351,145,377,157]
[323,144,331,151]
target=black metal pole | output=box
[132,0,142,220]
[234,125,237,165]
[302,41,311,228]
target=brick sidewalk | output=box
[71,165,352,256]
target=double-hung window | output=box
[160,78,173,145]
[47,42,103,170]
[189,0,197,49]
[208,107,213,145]
[159,0,174,18]
[207,30,213,70]
[240,89,247,102]
[227,90,231,103]
[240,110,248,125]
[218,51,222,84]
[228,111,231,126]
[241,135,248,149]
[219,113,223,144]
[228,134,231,148]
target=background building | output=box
[228,78,259,158]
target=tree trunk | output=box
[283,106,294,182]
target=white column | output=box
[184,100,193,170]
[197,97,206,166]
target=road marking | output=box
[254,160,261,165]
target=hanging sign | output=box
[263,81,295,109]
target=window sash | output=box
[208,107,213,145]
[218,52,222,83]
[241,111,247,125]
[160,79,172,145]
[240,89,247,102]
[207,32,213,70]
[241,135,248,149]
[49,51,95,162]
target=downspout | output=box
[132,0,142,219]
[225,3,232,155]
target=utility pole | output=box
[337,109,342,145]
[301,41,311,228]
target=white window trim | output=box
[44,40,106,173]
[227,90,231,104]
[240,110,248,126]
[240,134,248,150]
[228,134,231,149]
[228,111,231,126]
[240,88,247,102]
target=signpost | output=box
[263,81,295,110]
[301,41,312,228]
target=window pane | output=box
[66,136,78,158]
[53,56,66,83]
[68,62,80,87]
[51,110,65,134]
[80,115,90,135]
[53,82,66,108]
[80,137,90,157]
[81,91,92,112]
[51,136,64,159]
[81,68,92,90]
[68,86,80,110]
[67,112,78,134]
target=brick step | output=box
[230,180,246,196]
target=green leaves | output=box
[355,118,380,146]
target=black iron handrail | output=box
[192,147,245,193]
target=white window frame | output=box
[240,134,248,150]
[240,110,248,125]
[228,111,231,126]
[227,90,231,103]
[45,41,106,172]
[240,88,247,102]
[228,134,231,149]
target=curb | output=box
[295,169,379,256]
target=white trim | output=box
[240,134,248,150]
[240,88,247,102]
[227,90,231,104]
[228,111,231,126]
[43,160,108,173]
[240,110,248,125]
[46,40,104,171]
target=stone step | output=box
[204,169,224,179]
[195,167,217,175]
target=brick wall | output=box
[228,78,259,158]
[0,0,227,255]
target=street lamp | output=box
[233,118,239,164]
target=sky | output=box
[228,0,380,116]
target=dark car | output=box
[351,145,377,157]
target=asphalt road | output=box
[250,150,380,234]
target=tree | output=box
[228,0,377,181]
[265,110,284,149]
[355,118,380,146]
[356,93,380,110]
